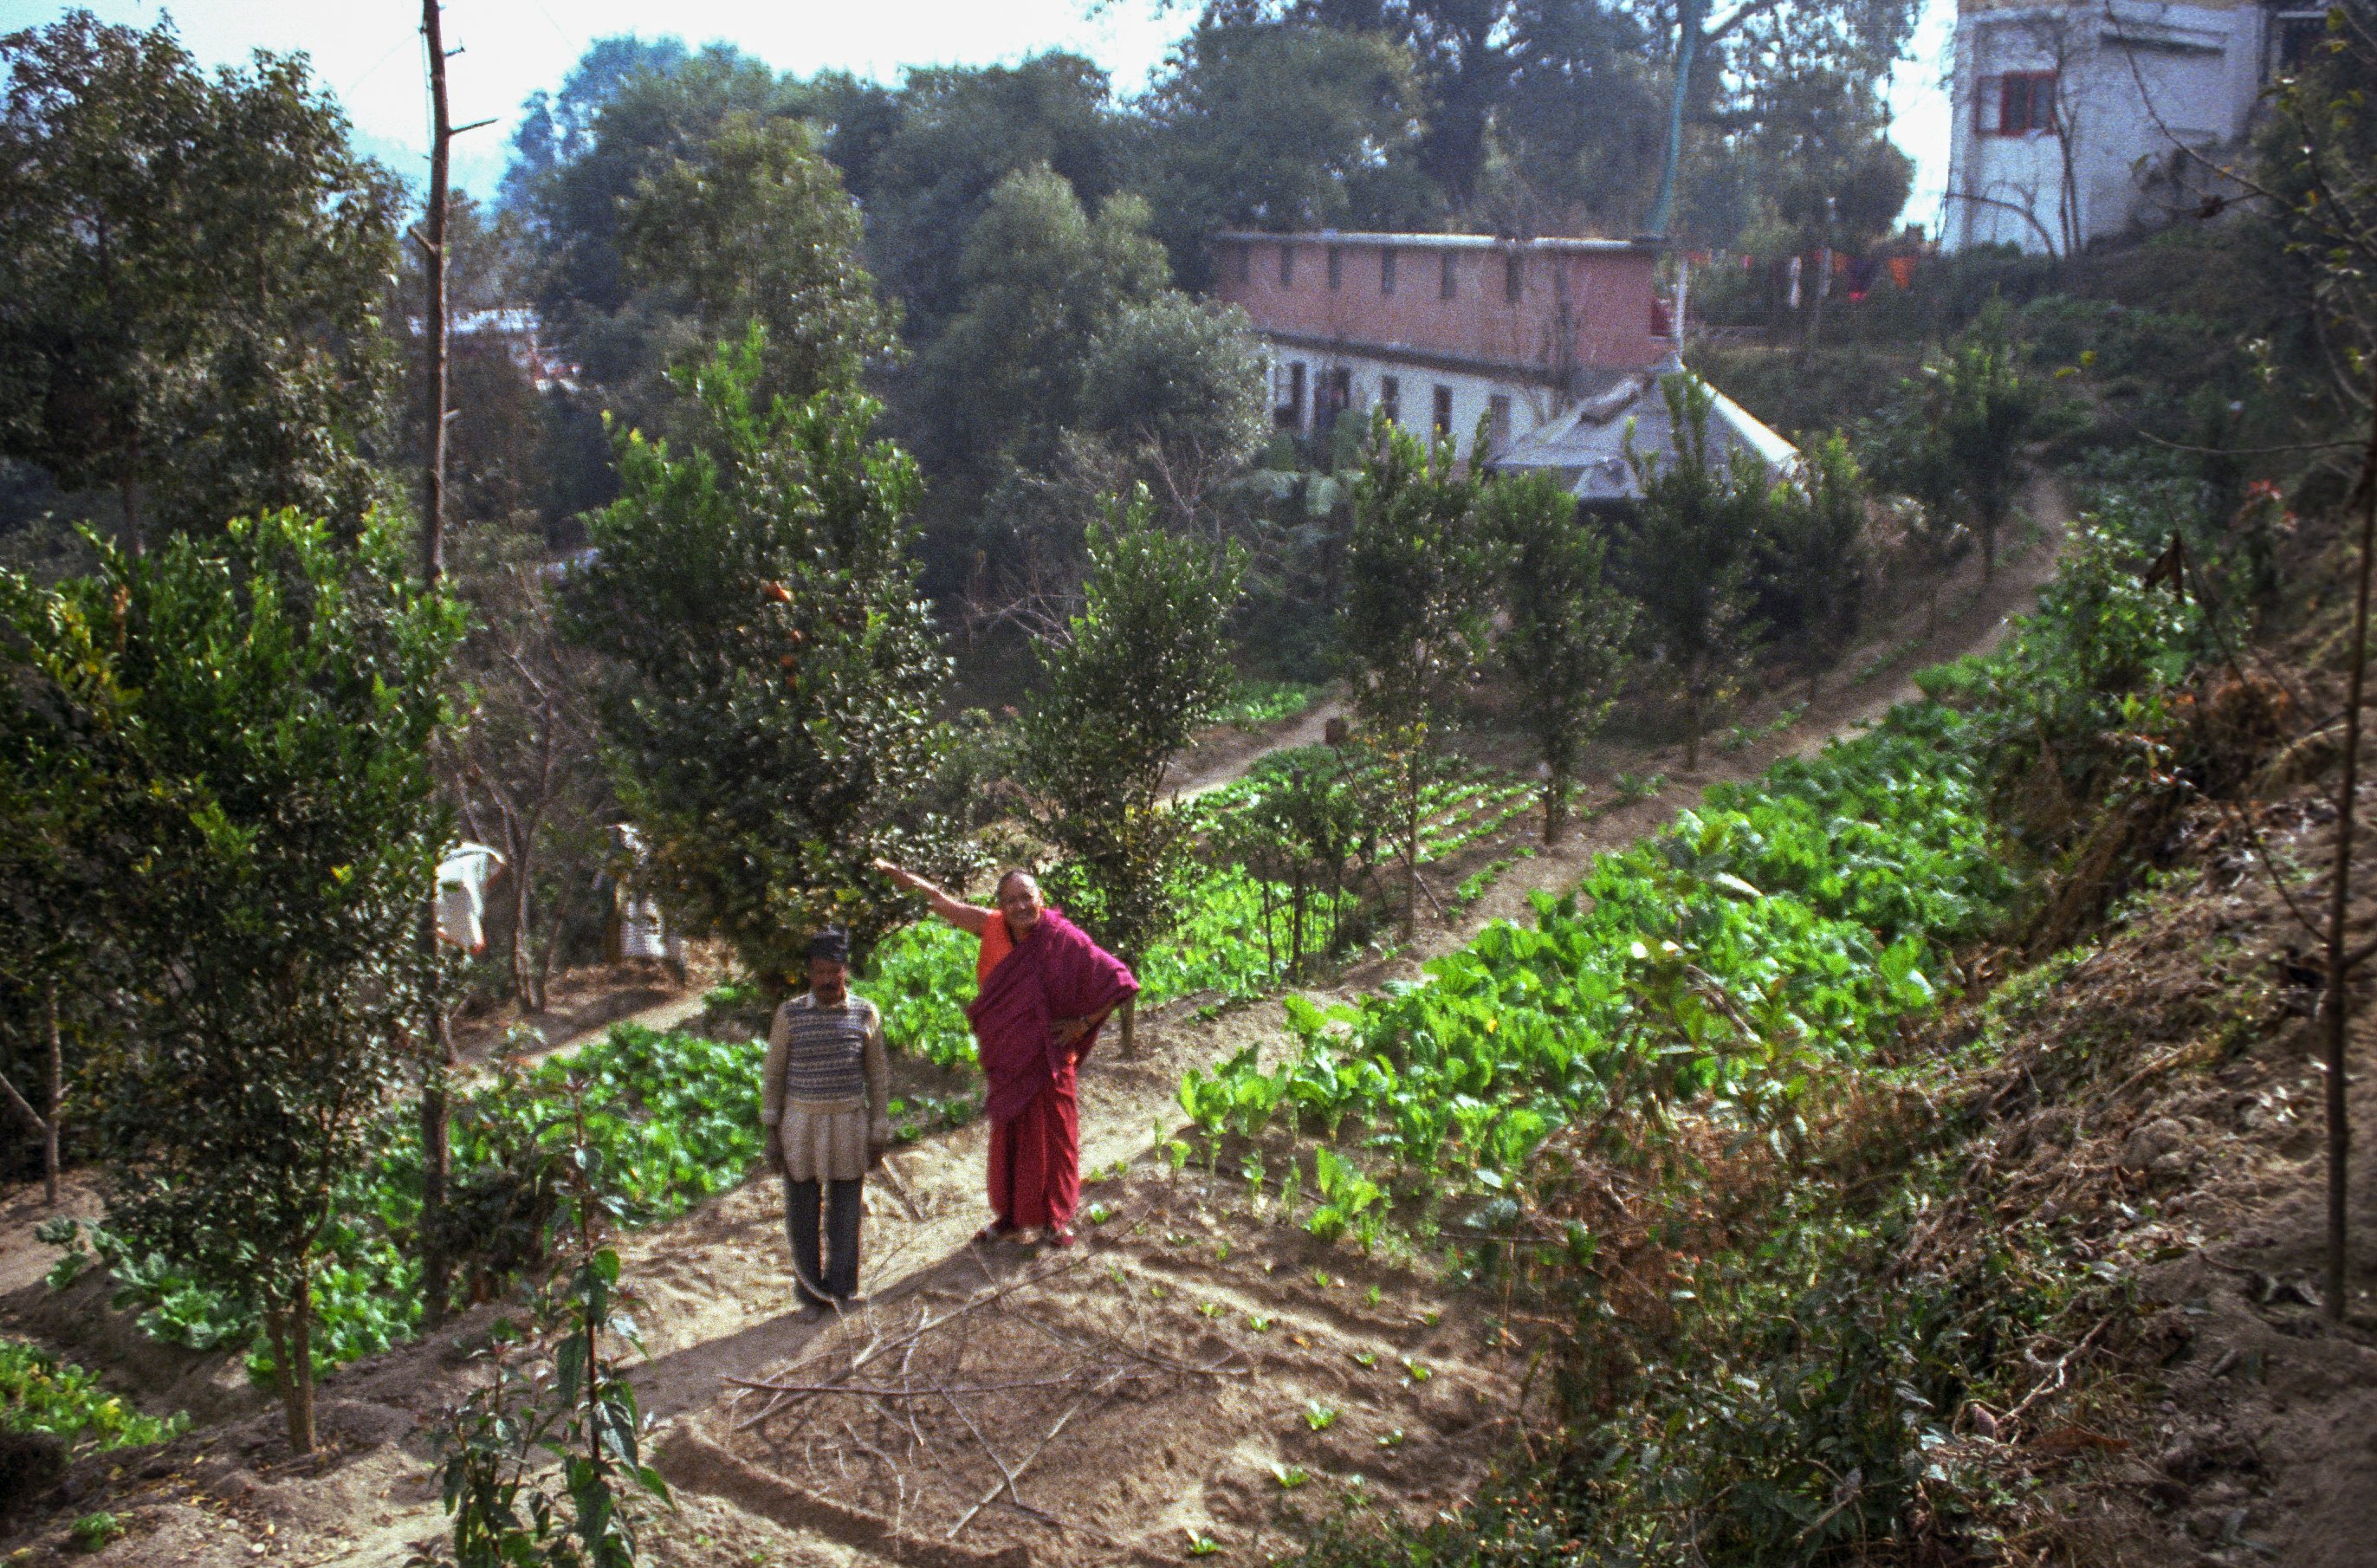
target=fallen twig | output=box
[2003,1317,2112,1430]
[724,1366,1163,1399]
[945,1370,1120,1539]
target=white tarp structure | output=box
[435,843,507,954]
[1486,360,1797,503]
[606,823,681,963]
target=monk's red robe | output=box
[968,909,1136,1230]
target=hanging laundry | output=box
[1847,256,1880,302]
[436,843,507,953]
[1786,255,1803,309]
[1888,255,1918,290]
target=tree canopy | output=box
[566,329,949,982]
[0,13,403,550]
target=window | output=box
[1431,384,1454,437]
[1979,71,2056,135]
[1279,244,1295,286]
[1274,360,1306,431]
[1440,251,1458,300]
[1327,246,1342,289]
[1504,255,1523,303]
[1379,375,1400,424]
[1381,249,1397,295]
[1318,367,1351,435]
[2273,10,2330,74]
[1487,393,1512,450]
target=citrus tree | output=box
[1761,432,1869,701]
[1482,469,1637,843]
[1923,335,2043,580]
[2,511,460,1455]
[1020,486,1246,1052]
[1340,413,1486,937]
[567,327,949,985]
[1621,374,1768,773]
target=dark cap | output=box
[806,925,850,963]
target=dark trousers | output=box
[783,1176,863,1305]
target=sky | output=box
[0,0,1959,235]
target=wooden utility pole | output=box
[417,0,456,1329]
[2325,398,2377,1321]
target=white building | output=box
[1945,0,2324,253]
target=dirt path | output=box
[0,479,2072,1568]
[587,475,2078,1560]
[1169,693,1351,800]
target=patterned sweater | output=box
[761,992,891,1126]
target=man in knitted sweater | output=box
[760,927,892,1310]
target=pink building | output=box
[1208,230,1674,461]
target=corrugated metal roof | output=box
[1213,230,1658,254]
[1487,359,1797,502]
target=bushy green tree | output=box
[511,42,790,361]
[0,14,404,550]
[917,165,1170,493]
[994,293,1272,606]
[1020,488,1246,1053]
[567,329,949,984]
[1340,414,1486,937]
[1483,470,1637,842]
[1761,432,1869,700]
[1074,293,1270,522]
[617,110,896,407]
[1621,374,1769,772]
[1143,23,1435,278]
[1924,336,2043,580]
[0,511,461,1455]
[846,54,1136,339]
[0,560,156,1206]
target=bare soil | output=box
[0,481,2121,1568]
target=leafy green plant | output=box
[1610,771,1667,803]
[1217,679,1320,729]
[1273,1463,1311,1490]
[701,977,761,1015]
[1304,1400,1338,1431]
[0,1339,186,1455]
[68,1513,122,1552]
[426,1077,672,1568]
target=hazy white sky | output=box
[0,0,1958,235]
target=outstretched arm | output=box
[871,859,993,936]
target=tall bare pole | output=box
[2326,396,2377,1321]
[417,0,456,1329]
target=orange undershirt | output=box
[975,915,1014,988]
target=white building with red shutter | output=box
[1945,0,2324,254]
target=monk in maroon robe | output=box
[872,862,1137,1245]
